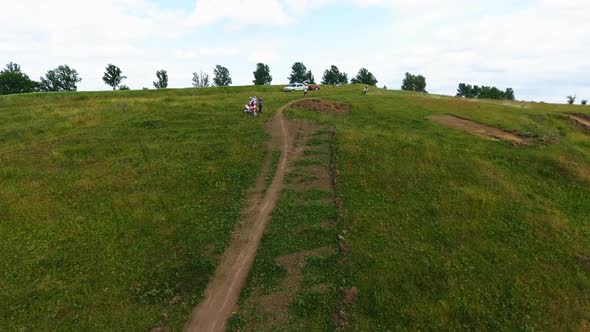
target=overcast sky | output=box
[1,0,589,102]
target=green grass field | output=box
[1,85,589,330]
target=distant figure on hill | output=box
[303,86,308,97]
[258,98,263,113]
[362,85,369,96]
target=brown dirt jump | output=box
[185,100,304,332]
[292,99,350,114]
[570,114,590,130]
[428,115,530,144]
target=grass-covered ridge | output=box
[1,85,590,330]
[0,86,298,330]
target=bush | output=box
[582,99,588,105]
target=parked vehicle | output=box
[283,83,306,92]
[283,82,321,92]
[306,84,321,91]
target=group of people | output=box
[243,96,263,116]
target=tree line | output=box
[10,61,590,104]
[456,83,515,101]
[0,61,381,95]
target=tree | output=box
[119,85,130,91]
[457,83,515,100]
[102,64,126,90]
[401,72,427,93]
[567,95,576,105]
[192,71,210,88]
[253,63,272,85]
[213,65,232,87]
[457,83,477,98]
[305,70,315,84]
[351,68,378,85]
[289,62,308,83]
[582,99,588,105]
[0,62,38,95]
[153,70,168,89]
[322,65,348,85]
[504,88,515,101]
[39,65,81,92]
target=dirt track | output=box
[570,114,590,129]
[428,114,529,144]
[185,100,301,332]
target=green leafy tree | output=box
[567,95,576,105]
[582,99,588,105]
[351,68,378,85]
[119,85,130,91]
[0,62,38,95]
[457,83,515,100]
[192,71,210,88]
[321,65,348,85]
[39,65,81,92]
[102,64,127,90]
[457,83,477,98]
[401,72,427,93]
[288,62,308,83]
[153,70,168,89]
[505,88,515,101]
[252,63,272,85]
[305,70,315,84]
[213,65,232,87]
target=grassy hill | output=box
[1,85,589,330]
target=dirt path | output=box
[185,100,302,332]
[428,114,529,144]
[570,114,590,129]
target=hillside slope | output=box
[1,86,589,330]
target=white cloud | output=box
[189,0,291,27]
[1,0,589,101]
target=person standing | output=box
[303,86,309,97]
[361,85,369,96]
[258,98,263,113]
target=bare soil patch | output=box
[570,113,590,130]
[243,247,334,329]
[292,99,350,114]
[235,124,339,330]
[428,115,531,144]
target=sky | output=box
[1,0,589,103]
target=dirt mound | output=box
[428,115,531,145]
[570,114,590,130]
[292,99,350,114]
